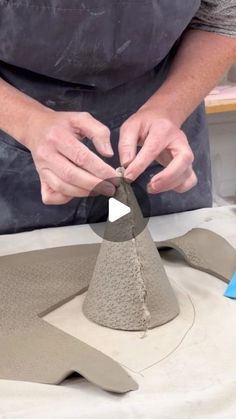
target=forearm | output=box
[0,78,47,145]
[142,29,236,126]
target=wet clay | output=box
[83,177,180,331]
[0,245,137,393]
[156,228,236,283]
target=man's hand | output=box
[0,79,117,204]
[25,110,117,204]
[120,30,236,194]
[119,107,197,194]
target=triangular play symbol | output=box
[108,198,131,223]
[83,170,180,331]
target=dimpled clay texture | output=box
[83,177,180,331]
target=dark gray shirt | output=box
[191,0,236,37]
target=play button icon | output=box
[87,175,150,242]
[108,198,131,223]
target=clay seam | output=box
[125,180,150,331]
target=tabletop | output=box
[0,205,236,419]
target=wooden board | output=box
[205,99,236,114]
[205,85,236,114]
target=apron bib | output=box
[0,0,212,234]
[0,0,200,89]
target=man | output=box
[0,0,235,233]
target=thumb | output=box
[41,180,72,205]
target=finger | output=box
[70,112,114,157]
[173,171,198,193]
[55,129,117,183]
[118,119,139,167]
[44,155,116,197]
[147,152,194,192]
[156,150,172,167]
[148,168,197,194]
[124,132,164,181]
[41,181,72,205]
[42,169,93,198]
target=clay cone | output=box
[83,177,180,331]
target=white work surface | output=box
[0,205,236,419]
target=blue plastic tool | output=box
[224,272,236,299]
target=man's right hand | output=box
[24,110,117,205]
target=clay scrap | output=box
[156,228,236,283]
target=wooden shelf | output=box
[205,85,236,114]
[205,99,236,114]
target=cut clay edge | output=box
[124,179,151,331]
[48,330,139,393]
[156,243,230,284]
[155,228,236,284]
[33,321,139,393]
[29,326,139,394]
[49,371,139,393]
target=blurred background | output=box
[205,61,236,206]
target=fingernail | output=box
[104,143,114,156]
[124,169,133,182]
[103,183,115,196]
[121,152,131,167]
[112,177,121,187]
[147,182,158,194]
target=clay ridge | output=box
[125,180,151,331]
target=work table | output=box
[0,205,236,419]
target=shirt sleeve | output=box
[190,0,236,37]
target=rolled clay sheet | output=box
[0,245,137,393]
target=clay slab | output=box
[0,245,137,393]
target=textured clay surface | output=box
[83,178,180,331]
[0,245,138,393]
[156,228,236,283]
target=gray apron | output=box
[0,0,212,234]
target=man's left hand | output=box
[119,107,197,194]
